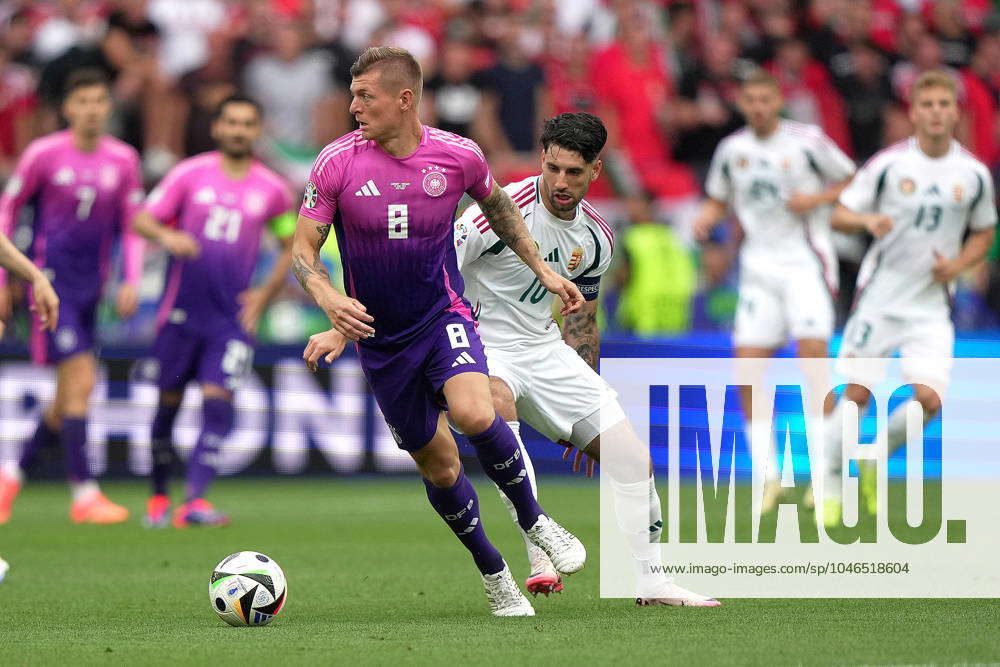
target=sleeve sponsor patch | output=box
[303,181,318,209]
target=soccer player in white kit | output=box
[822,70,996,522]
[692,70,856,503]
[454,112,719,606]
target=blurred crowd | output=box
[2,0,1000,344]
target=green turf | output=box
[0,477,996,665]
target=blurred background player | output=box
[132,94,296,528]
[823,70,996,524]
[295,47,585,617]
[454,112,718,606]
[0,68,143,525]
[691,70,855,505]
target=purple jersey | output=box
[144,152,294,335]
[299,127,493,346]
[0,130,145,299]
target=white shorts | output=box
[836,309,954,389]
[733,267,834,348]
[487,339,620,447]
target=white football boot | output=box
[524,543,563,596]
[482,563,535,617]
[525,514,587,574]
[636,577,722,607]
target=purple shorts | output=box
[153,323,254,392]
[31,297,97,366]
[359,310,488,451]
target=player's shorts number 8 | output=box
[388,204,408,239]
[221,339,254,377]
[446,323,469,349]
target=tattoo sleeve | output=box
[291,221,334,304]
[478,183,542,267]
[563,302,600,371]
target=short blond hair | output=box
[741,68,781,92]
[912,70,957,100]
[350,46,423,102]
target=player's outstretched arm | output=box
[831,203,893,238]
[238,235,294,336]
[692,197,728,242]
[787,179,852,217]
[476,181,583,315]
[131,210,200,258]
[563,299,600,372]
[290,214,374,340]
[0,233,58,333]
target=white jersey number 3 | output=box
[388,204,408,239]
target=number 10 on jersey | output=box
[388,204,408,239]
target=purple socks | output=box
[61,417,90,482]
[423,470,504,575]
[185,398,233,501]
[18,419,60,469]
[150,403,181,496]
[468,415,545,531]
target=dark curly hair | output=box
[540,112,608,164]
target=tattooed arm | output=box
[562,298,600,371]
[476,181,584,314]
[291,214,374,340]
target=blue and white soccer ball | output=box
[0,557,8,583]
[209,551,287,627]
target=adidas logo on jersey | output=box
[354,179,381,197]
[451,351,477,367]
[544,248,560,263]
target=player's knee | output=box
[160,390,184,407]
[449,402,495,436]
[422,459,461,488]
[843,383,872,408]
[201,384,233,402]
[913,384,942,415]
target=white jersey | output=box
[705,120,856,289]
[840,137,997,319]
[455,175,614,349]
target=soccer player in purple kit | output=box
[0,69,144,525]
[131,95,296,528]
[295,47,586,617]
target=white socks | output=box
[70,480,99,502]
[1,462,23,484]
[821,402,848,501]
[886,400,934,455]
[495,421,540,554]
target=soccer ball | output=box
[209,551,287,626]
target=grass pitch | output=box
[0,477,996,665]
